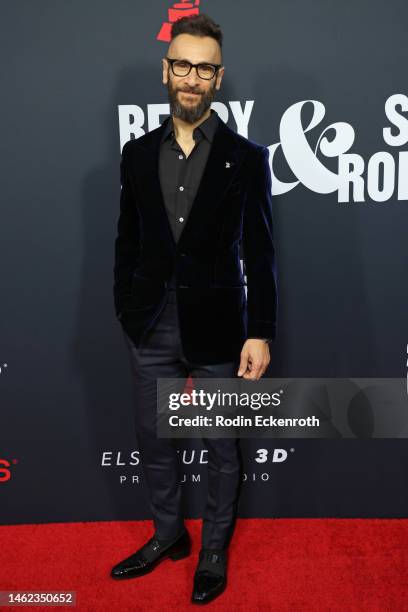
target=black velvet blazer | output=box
[113,113,278,364]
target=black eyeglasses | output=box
[165,57,222,80]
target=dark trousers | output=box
[122,289,243,550]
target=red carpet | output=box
[1,518,407,610]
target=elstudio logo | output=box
[101,448,290,467]
[101,447,290,485]
[157,0,201,42]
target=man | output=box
[110,13,277,605]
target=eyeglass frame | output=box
[165,57,223,80]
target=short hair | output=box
[170,13,223,59]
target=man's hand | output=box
[237,339,270,380]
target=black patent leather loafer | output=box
[111,529,191,579]
[191,549,227,604]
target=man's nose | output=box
[184,68,200,87]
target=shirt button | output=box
[178,154,183,159]
[179,217,184,222]
[179,186,184,191]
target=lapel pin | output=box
[225,161,231,168]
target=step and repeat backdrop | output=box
[1,0,408,524]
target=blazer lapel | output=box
[138,114,246,253]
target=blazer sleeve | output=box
[113,140,142,318]
[242,145,278,341]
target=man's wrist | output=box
[248,336,272,344]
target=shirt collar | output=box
[160,108,219,144]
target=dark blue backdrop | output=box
[1,0,407,524]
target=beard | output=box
[166,73,217,124]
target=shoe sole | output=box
[110,547,191,579]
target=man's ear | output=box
[162,58,168,85]
[216,66,225,90]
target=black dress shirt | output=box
[159,108,218,253]
[158,109,271,344]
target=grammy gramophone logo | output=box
[157,0,201,42]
